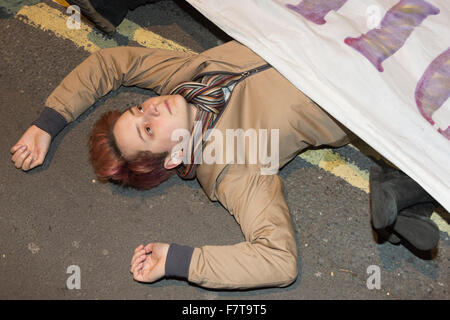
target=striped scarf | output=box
[169,73,242,179]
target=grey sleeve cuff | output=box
[165,243,194,280]
[31,107,67,139]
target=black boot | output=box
[66,0,130,35]
[370,164,402,229]
[369,165,435,229]
[381,203,440,251]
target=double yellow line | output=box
[16,0,194,53]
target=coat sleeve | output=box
[33,46,195,137]
[187,166,299,289]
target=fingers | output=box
[28,154,43,170]
[131,254,147,275]
[11,145,38,171]
[130,243,160,282]
[130,245,146,273]
[131,254,149,283]
[134,259,153,282]
[22,153,36,171]
[11,146,33,170]
[11,145,26,159]
[10,144,25,154]
[132,259,146,280]
[134,244,144,254]
[130,245,145,267]
[131,249,146,269]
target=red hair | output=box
[88,110,176,190]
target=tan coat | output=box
[43,41,350,289]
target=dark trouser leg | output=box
[66,0,126,34]
[370,165,434,229]
[93,0,166,26]
[92,0,129,27]
[128,0,165,10]
[67,0,165,34]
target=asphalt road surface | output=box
[0,0,449,300]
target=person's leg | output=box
[370,164,434,229]
[67,0,127,34]
[370,164,439,251]
[67,0,163,35]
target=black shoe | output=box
[387,203,440,251]
[369,165,434,229]
[66,0,129,35]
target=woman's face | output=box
[113,94,195,164]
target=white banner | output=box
[187,0,450,211]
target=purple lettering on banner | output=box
[286,0,348,25]
[345,0,440,72]
[415,48,450,140]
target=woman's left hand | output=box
[130,242,169,283]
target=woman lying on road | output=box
[10,41,439,289]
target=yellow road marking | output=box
[299,148,449,233]
[53,0,70,7]
[54,0,194,52]
[125,20,194,53]
[432,213,450,235]
[320,159,369,193]
[16,3,101,52]
[17,2,195,53]
[299,149,369,193]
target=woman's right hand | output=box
[10,125,51,171]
